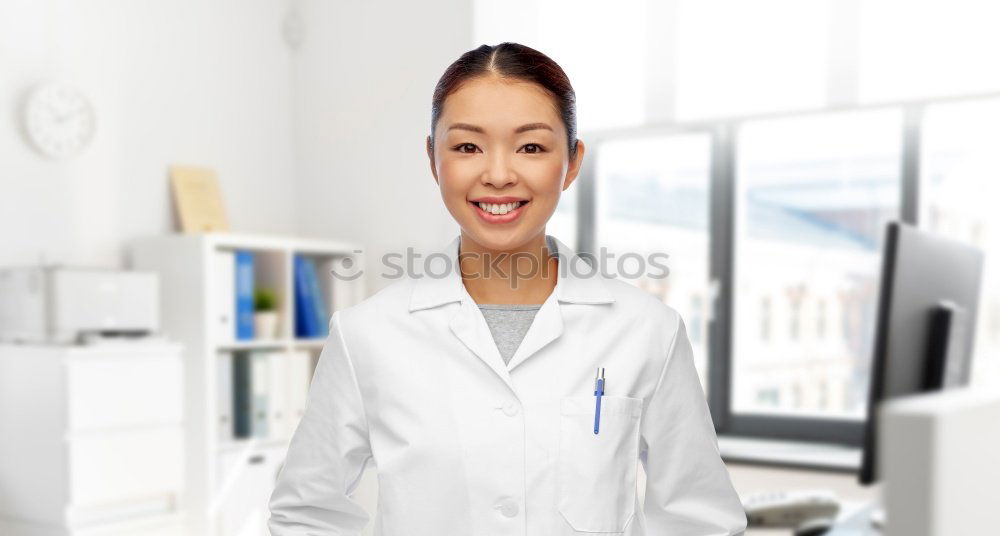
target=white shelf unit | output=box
[128,232,364,536]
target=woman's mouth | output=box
[469,199,529,224]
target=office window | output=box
[818,378,830,410]
[690,294,705,345]
[859,0,1000,103]
[920,97,1000,391]
[992,302,1000,345]
[474,0,649,132]
[731,108,902,419]
[756,387,780,407]
[594,133,712,389]
[816,299,827,340]
[675,0,830,121]
[760,296,772,342]
[787,285,805,341]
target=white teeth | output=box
[477,201,524,215]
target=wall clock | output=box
[23,83,96,160]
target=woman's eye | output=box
[451,143,544,154]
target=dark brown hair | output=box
[430,42,578,159]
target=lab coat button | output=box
[497,500,519,518]
[501,402,519,417]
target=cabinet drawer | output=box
[218,446,285,536]
[66,352,182,431]
[68,426,184,514]
[74,518,186,536]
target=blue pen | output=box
[594,367,605,434]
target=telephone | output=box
[742,488,840,533]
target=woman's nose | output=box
[482,152,516,187]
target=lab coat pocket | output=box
[557,395,642,533]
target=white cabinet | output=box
[216,446,285,536]
[0,343,185,536]
[66,351,183,430]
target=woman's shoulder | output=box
[333,277,416,323]
[600,276,681,323]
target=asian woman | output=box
[268,41,747,536]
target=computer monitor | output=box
[859,221,984,485]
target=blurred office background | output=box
[1,1,999,535]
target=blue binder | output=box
[302,258,330,337]
[235,251,255,340]
[294,255,318,337]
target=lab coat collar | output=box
[407,233,615,312]
[409,233,615,390]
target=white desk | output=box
[719,436,861,472]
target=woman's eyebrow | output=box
[514,122,554,134]
[446,122,554,134]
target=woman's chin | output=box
[463,226,545,253]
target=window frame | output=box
[574,94,998,450]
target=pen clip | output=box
[593,367,605,395]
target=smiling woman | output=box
[267,42,747,536]
[423,43,587,304]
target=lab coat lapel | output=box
[448,292,515,393]
[409,235,516,393]
[506,234,615,372]
[504,289,562,372]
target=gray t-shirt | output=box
[478,304,543,365]
[476,236,557,365]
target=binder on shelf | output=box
[294,255,318,338]
[286,350,313,437]
[235,251,255,340]
[215,250,236,344]
[251,351,269,437]
[233,350,269,438]
[218,352,234,442]
[267,352,288,441]
[233,351,251,438]
[302,257,330,337]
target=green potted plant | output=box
[253,287,280,339]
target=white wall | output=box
[0,0,298,267]
[1,0,474,295]
[291,0,472,294]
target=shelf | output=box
[128,231,366,536]
[216,339,288,351]
[217,437,288,454]
[215,339,328,352]
[204,232,360,255]
[292,338,326,349]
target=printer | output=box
[0,266,160,345]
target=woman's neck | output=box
[458,232,558,305]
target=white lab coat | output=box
[268,234,747,535]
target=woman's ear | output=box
[562,139,586,191]
[426,135,439,185]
